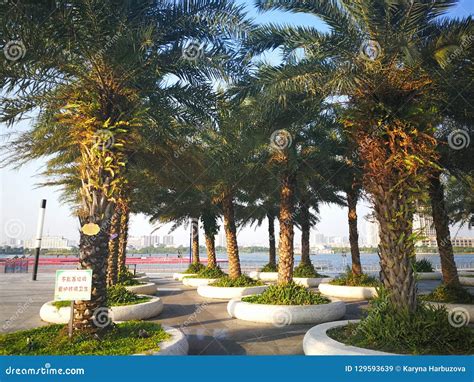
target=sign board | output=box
[54,269,92,301]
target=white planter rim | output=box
[182,277,217,287]
[139,326,188,356]
[303,320,396,355]
[40,296,163,324]
[228,297,346,325]
[318,283,378,299]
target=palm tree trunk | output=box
[222,191,241,279]
[117,201,130,276]
[267,212,276,266]
[429,172,459,286]
[300,198,311,266]
[374,191,417,312]
[347,189,362,275]
[106,206,121,286]
[278,170,296,285]
[204,233,217,268]
[72,216,111,333]
[191,217,200,264]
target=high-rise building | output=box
[218,230,226,247]
[143,235,160,247]
[413,213,437,238]
[162,235,174,246]
[366,219,380,247]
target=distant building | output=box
[143,235,160,247]
[25,236,73,250]
[413,213,437,238]
[365,219,380,247]
[218,230,226,247]
[418,236,474,248]
[162,235,174,246]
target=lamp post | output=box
[32,199,47,281]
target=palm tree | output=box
[1,0,250,332]
[247,0,472,311]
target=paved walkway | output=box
[0,272,448,355]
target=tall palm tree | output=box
[246,0,472,311]
[1,0,250,332]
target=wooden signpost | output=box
[54,269,93,338]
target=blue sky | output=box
[1,0,473,247]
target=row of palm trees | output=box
[1,0,472,334]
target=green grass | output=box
[421,284,474,304]
[293,263,327,278]
[327,289,474,355]
[210,275,263,287]
[330,269,381,287]
[242,282,330,305]
[52,285,152,309]
[0,321,170,355]
[260,263,277,272]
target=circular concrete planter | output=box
[227,297,346,325]
[173,273,197,281]
[182,278,217,288]
[294,277,333,287]
[416,272,442,280]
[248,271,278,282]
[319,283,377,300]
[459,276,474,287]
[425,301,474,323]
[140,326,188,355]
[125,282,157,295]
[303,320,395,355]
[135,276,149,283]
[40,296,163,324]
[197,285,267,299]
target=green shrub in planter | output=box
[422,284,474,304]
[328,288,474,355]
[260,263,277,272]
[412,258,434,273]
[242,282,330,305]
[195,266,227,279]
[117,269,141,286]
[53,285,151,309]
[293,263,326,278]
[330,269,380,287]
[183,263,206,274]
[210,275,262,287]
